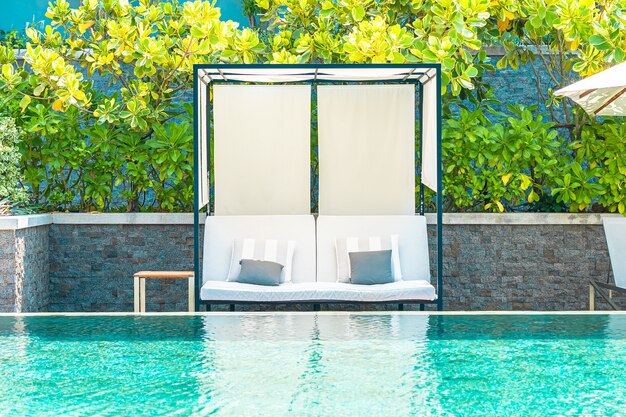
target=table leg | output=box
[134,275,140,313]
[188,275,195,312]
[140,278,146,313]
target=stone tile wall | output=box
[0,225,49,312]
[433,224,616,311]
[48,224,197,312]
[1,214,621,313]
[46,220,620,312]
[0,230,15,311]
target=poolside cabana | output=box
[193,64,443,310]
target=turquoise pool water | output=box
[1,313,625,416]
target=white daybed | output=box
[589,217,626,310]
[200,215,437,309]
[193,64,444,311]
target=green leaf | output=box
[588,34,611,50]
[19,95,31,112]
[33,84,46,97]
[528,189,539,203]
[352,5,365,22]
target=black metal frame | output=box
[193,64,444,311]
[202,300,437,312]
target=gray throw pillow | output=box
[349,250,394,285]
[235,259,283,286]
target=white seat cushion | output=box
[200,280,437,303]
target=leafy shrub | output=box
[0,0,623,214]
[555,119,626,214]
[443,104,563,212]
[0,0,264,212]
[0,30,28,49]
[0,117,27,210]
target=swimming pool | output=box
[1,313,625,416]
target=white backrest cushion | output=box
[227,238,296,283]
[603,217,626,288]
[203,215,316,284]
[335,236,402,282]
[316,215,431,283]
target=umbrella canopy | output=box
[554,61,626,116]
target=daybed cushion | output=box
[200,280,437,303]
[317,215,432,283]
[227,238,295,283]
[234,259,283,286]
[336,235,402,282]
[202,215,316,287]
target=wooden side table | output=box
[133,271,195,313]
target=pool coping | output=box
[0,212,621,230]
[2,311,626,317]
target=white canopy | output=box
[554,62,626,116]
[193,64,445,310]
[198,66,437,84]
[195,64,441,215]
[212,85,311,215]
[317,85,416,215]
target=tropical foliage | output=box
[0,117,28,213]
[0,0,263,211]
[0,0,624,213]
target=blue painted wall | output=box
[0,0,80,31]
[0,0,247,32]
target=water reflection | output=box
[0,313,625,416]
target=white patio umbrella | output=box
[554,61,626,116]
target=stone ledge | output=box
[46,212,622,225]
[52,212,205,225]
[0,214,52,230]
[427,213,620,225]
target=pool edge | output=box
[1,311,626,317]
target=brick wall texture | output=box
[0,225,49,312]
[40,222,621,312]
[0,221,620,312]
[49,224,196,312]
[433,224,616,311]
[0,230,15,311]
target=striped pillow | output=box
[335,235,402,283]
[227,238,296,284]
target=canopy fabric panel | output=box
[213,85,311,215]
[317,85,416,215]
[421,78,438,192]
[198,84,210,209]
[554,62,626,116]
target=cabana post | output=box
[436,68,444,311]
[193,67,201,311]
[418,81,425,217]
[193,64,444,311]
